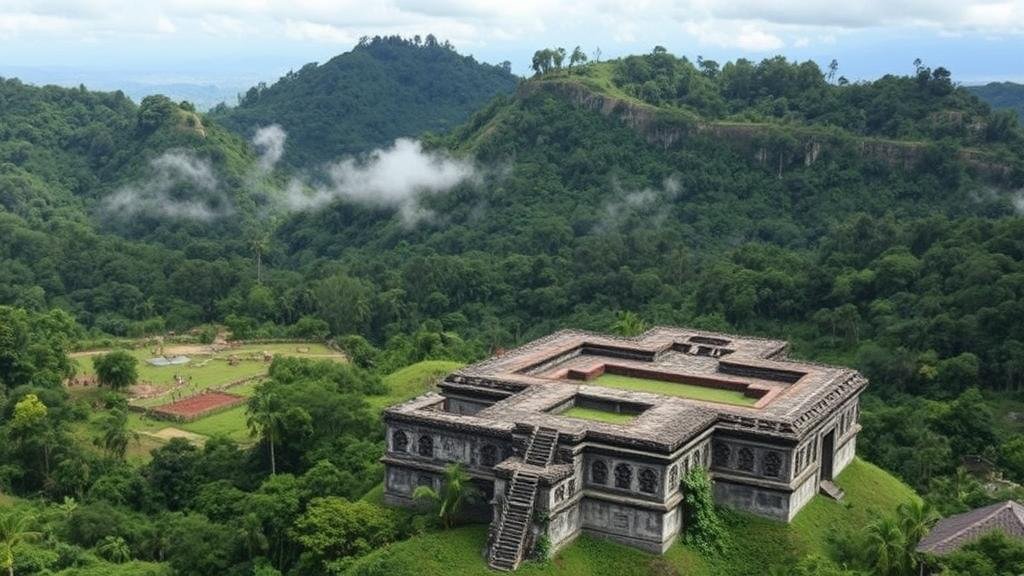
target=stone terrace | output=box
[432,327,866,443]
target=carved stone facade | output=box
[382,327,866,566]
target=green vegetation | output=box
[3,39,1024,575]
[593,374,758,406]
[210,35,518,167]
[342,458,916,576]
[968,81,1024,121]
[369,360,465,411]
[560,406,636,424]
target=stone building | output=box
[382,327,866,570]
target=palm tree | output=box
[0,511,40,576]
[864,515,909,576]
[897,500,940,573]
[55,497,77,520]
[611,311,648,337]
[94,409,138,460]
[413,463,480,529]
[238,513,268,560]
[96,535,132,564]
[247,391,284,475]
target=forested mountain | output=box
[969,81,1024,121]
[3,44,1024,576]
[209,35,519,167]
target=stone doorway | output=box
[820,430,835,481]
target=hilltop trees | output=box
[211,35,517,167]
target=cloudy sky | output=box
[1,0,1022,102]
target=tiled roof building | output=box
[917,500,1024,556]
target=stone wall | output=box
[547,501,582,550]
[788,474,818,520]
[712,479,791,521]
[583,452,667,501]
[580,498,675,553]
[710,437,791,484]
[835,435,856,475]
[385,464,437,504]
[445,395,492,415]
[386,423,512,470]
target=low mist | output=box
[103,150,232,221]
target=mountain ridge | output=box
[209,35,519,167]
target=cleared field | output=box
[561,406,636,424]
[75,341,344,453]
[593,373,758,407]
[151,391,245,420]
[72,342,344,408]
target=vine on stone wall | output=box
[681,468,727,553]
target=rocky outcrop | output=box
[518,80,1017,184]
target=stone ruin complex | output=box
[382,327,866,570]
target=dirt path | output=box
[144,427,207,444]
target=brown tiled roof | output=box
[916,500,1024,555]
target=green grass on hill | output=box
[561,406,637,425]
[343,458,916,576]
[592,374,759,407]
[368,360,465,412]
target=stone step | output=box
[819,479,845,501]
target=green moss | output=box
[561,406,636,424]
[592,374,758,406]
[344,458,917,576]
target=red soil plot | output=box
[151,391,246,420]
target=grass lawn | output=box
[561,406,636,425]
[368,360,465,412]
[592,374,758,407]
[343,458,916,576]
[179,405,251,442]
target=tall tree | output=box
[94,409,138,460]
[0,511,39,576]
[92,351,138,390]
[247,391,284,475]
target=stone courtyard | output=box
[382,327,867,570]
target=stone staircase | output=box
[524,426,559,466]
[819,479,845,501]
[487,426,560,571]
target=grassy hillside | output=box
[210,35,518,167]
[343,458,916,576]
[368,359,465,411]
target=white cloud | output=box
[252,124,287,172]
[103,150,233,221]
[285,138,480,226]
[3,1,1017,47]
[1,0,1022,71]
